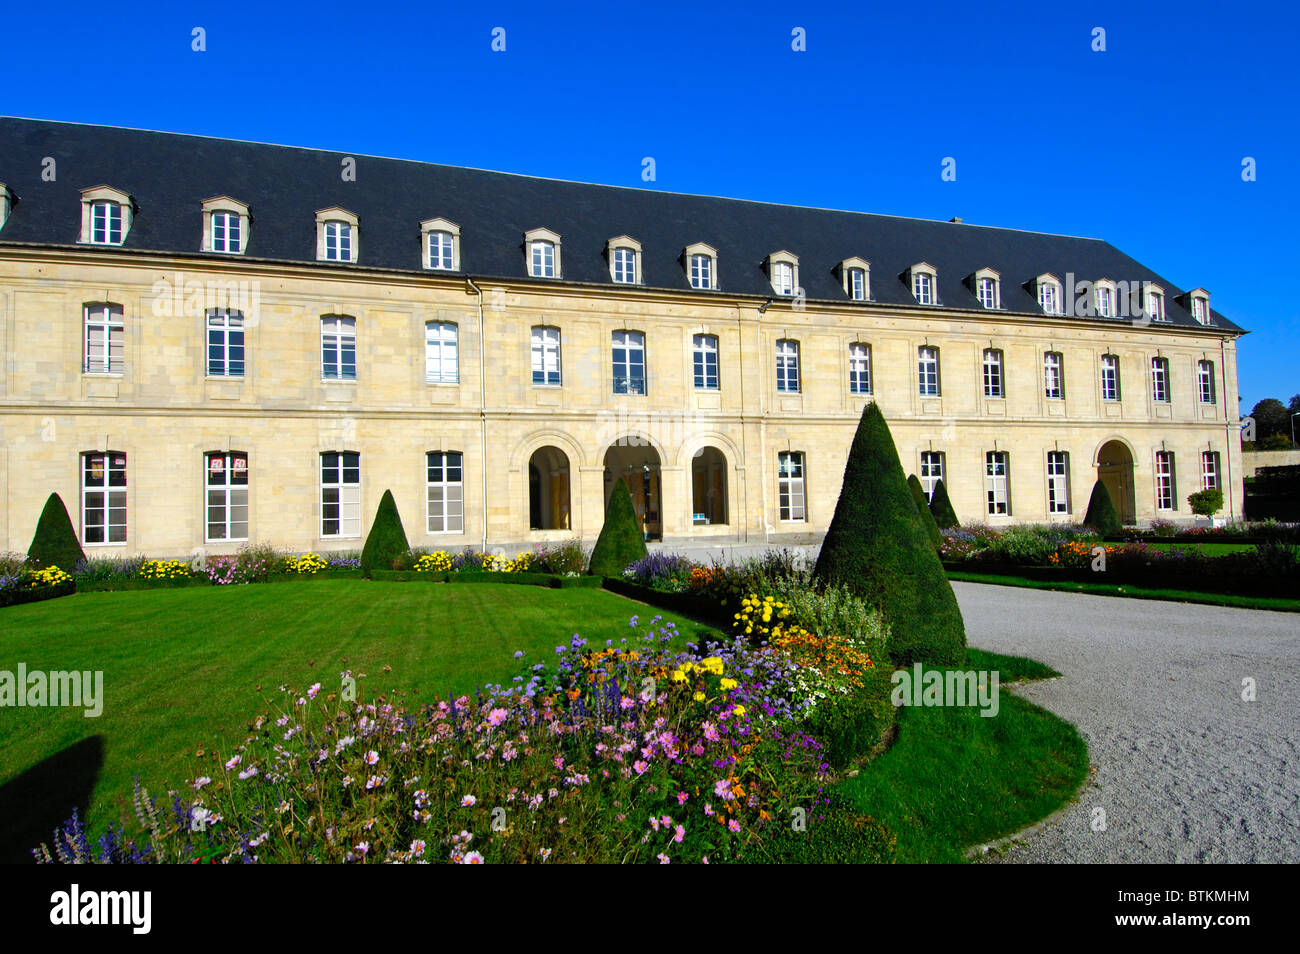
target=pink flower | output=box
[657,853,670,864]
[702,722,720,742]
[676,791,689,805]
[714,779,732,799]
[673,824,685,843]
[728,819,741,833]
[488,708,509,727]
[461,795,477,807]
[704,803,714,816]
[633,760,649,775]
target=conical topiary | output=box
[813,403,966,667]
[26,493,86,572]
[588,477,648,577]
[907,474,942,548]
[360,489,410,577]
[928,479,959,529]
[1083,480,1121,535]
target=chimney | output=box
[949,216,963,224]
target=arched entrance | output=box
[528,446,571,530]
[603,439,662,540]
[690,446,728,525]
[1097,440,1136,525]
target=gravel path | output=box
[954,582,1300,863]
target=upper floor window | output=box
[607,236,642,284]
[421,217,461,271]
[1197,359,1216,404]
[1187,289,1211,325]
[425,321,459,384]
[767,251,799,297]
[1150,356,1170,404]
[1101,353,1121,402]
[1155,451,1176,510]
[1201,451,1220,491]
[321,315,357,380]
[83,303,124,373]
[316,207,359,263]
[849,343,871,395]
[207,311,245,377]
[918,345,940,396]
[205,451,249,542]
[986,451,1010,516]
[0,183,13,233]
[1037,274,1063,315]
[79,186,132,245]
[320,451,361,537]
[1095,280,1115,318]
[1043,351,1064,400]
[777,451,806,522]
[82,451,127,545]
[840,257,871,301]
[693,334,719,390]
[982,348,1004,398]
[1145,284,1166,322]
[202,196,250,254]
[427,451,465,534]
[909,263,937,305]
[775,339,801,393]
[612,330,646,395]
[685,243,717,290]
[525,228,561,278]
[531,326,562,387]
[920,451,944,501]
[973,268,1000,309]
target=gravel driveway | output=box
[954,582,1300,863]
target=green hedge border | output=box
[0,580,77,609]
[941,559,1295,598]
[371,569,601,588]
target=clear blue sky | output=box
[3,0,1295,412]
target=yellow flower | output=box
[693,691,706,702]
[670,669,687,683]
[733,705,746,716]
[720,677,738,691]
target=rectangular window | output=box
[1198,360,1216,404]
[849,268,867,301]
[1151,357,1170,403]
[690,254,713,290]
[207,311,245,376]
[849,343,871,395]
[425,321,459,384]
[90,202,123,244]
[983,349,1003,398]
[778,451,805,521]
[321,452,361,537]
[612,247,637,284]
[977,277,998,309]
[428,231,454,270]
[1046,451,1070,515]
[83,303,124,373]
[531,326,562,386]
[1201,451,1220,491]
[1155,451,1176,510]
[920,451,944,500]
[913,272,934,304]
[775,339,800,393]
[531,241,556,278]
[211,211,242,253]
[82,452,127,545]
[427,451,464,533]
[1044,352,1064,400]
[1146,291,1165,322]
[772,262,795,296]
[321,316,357,380]
[1096,286,1113,318]
[612,330,646,395]
[323,221,351,261]
[205,452,249,542]
[1101,354,1121,402]
[918,346,940,396]
[693,334,719,390]
[1039,282,1061,315]
[1192,298,1210,325]
[986,451,1010,516]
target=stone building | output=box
[0,118,1245,558]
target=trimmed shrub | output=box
[360,490,410,578]
[1083,480,1121,535]
[928,479,959,529]
[812,403,967,667]
[26,494,86,573]
[588,478,648,578]
[907,474,943,548]
[1188,488,1224,517]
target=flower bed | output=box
[0,565,77,609]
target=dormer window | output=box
[972,268,1001,309]
[907,263,937,305]
[201,196,250,254]
[767,251,799,297]
[1036,273,1063,315]
[607,236,642,284]
[1144,283,1166,322]
[79,186,133,245]
[421,217,461,271]
[839,257,870,301]
[684,243,718,290]
[1187,288,1211,325]
[1094,279,1116,318]
[525,228,562,279]
[316,207,359,263]
[0,183,13,232]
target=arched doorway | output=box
[690,446,728,525]
[1097,440,1136,525]
[528,446,571,530]
[603,439,662,540]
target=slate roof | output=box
[0,117,1241,333]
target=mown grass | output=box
[1143,542,1257,556]
[946,570,1300,612]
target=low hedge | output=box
[599,577,727,623]
[942,558,1297,597]
[0,580,77,609]
[76,577,208,593]
[370,569,600,588]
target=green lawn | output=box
[0,581,717,861]
[1143,542,1258,556]
[946,569,1300,612]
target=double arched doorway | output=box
[1097,439,1136,525]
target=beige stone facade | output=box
[0,245,1244,559]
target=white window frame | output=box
[985,451,1010,516]
[918,345,940,396]
[685,243,718,290]
[983,348,1004,398]
[1189,290,1211,326]
[1046,451,1070,515]
[426,451,465,534]
[973,268,1001,310]
[775,339,801,393]
[79,186,132,245]
[849,342,871,395]
[82,451,127,546]
[777,451,806,522]
[693,334,719,390]
[1044,351,1064,400]
[612,330,646,395]
[525,228,562,279]
[1037,274,1063,315]
[1197,360,1216,405]
[421,218,461,271]
[1201,451,1220,491]
[1095,282,1115,318]
[920,451,944,501]
[1151,356,1170,404]
[1101,353,1121,402]
[425,321,459,384]
[211,211,242,253]
[767,251,799,297]
[205,451,249,543]
[320,451,361,538]
[316,207,359,263]
[207,310,245,377]
[83,303,124,374]
[1155,451,1176,511]
[321,315,357,381]
[0,183,13,233]
[911,268,936,305]
[201,196,250,254]
[531,325,562,387]
[607,236,642,284]
[1146,286,1166,322]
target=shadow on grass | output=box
[0,735,104,864]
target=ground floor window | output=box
[1201,451,1220,491]
[206,451,249,541]
[321,451,361,537]
[427,451,464,533]
[986,451,1010,516]
[82,451,127,544]
[920,451,944,500]
[778,451,806,521]
[1155,451,1176,510]
[1046,451,1070,515]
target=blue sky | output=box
[3,0,1296,411]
